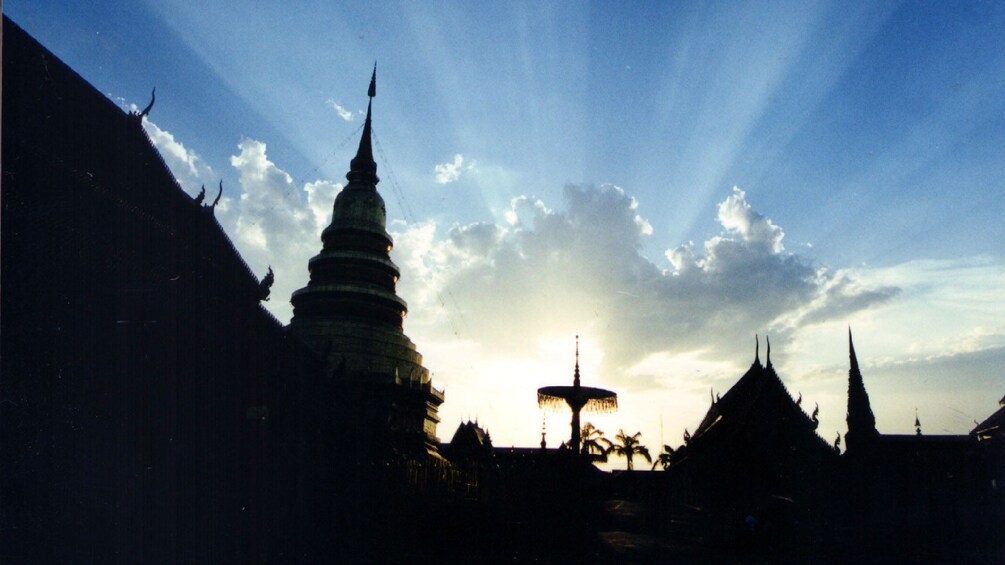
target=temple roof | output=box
[450,420,493,449]
[674,339,834,466]
[972,401,1005,440]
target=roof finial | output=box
[574,335,581,387]
[368,62,376,98]
[915,408,922,436]
[765,335,773,369]
[211,180,222,208]
[754,334,761,366]
[258,266,274,302]
[348,65,378,184]
[134,87,156,120]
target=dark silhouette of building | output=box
[843,331,1003,560]
[972,395,1005,441]
[288,66,445,460]
[1,17,452,563]
[4,15,1002,562]
[1,16,332,562]
[663,338,840,553]
[443,420,495,461]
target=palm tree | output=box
[652,444,675,471]
[580,422,612,462]
[609,429,652,471]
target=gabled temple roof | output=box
[675,338,834,466]
[450,420,493,450]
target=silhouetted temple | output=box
[3,16,1003,562]
[663,338,839,552]
[658,333,1004,559]
[1,17,327,562]
[841,331,1003,558]
[1,17,450,562]
[288,67,444,459]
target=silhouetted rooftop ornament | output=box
[915,408,922,436]
[194,185,206,205]
[132,87,155,120]
[258,266,274,302]
[210,180,222,209]
[537,336,618,454]
[766,335,773,370]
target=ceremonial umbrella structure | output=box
[537,336,618,455]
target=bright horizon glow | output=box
[9,1,1005,468]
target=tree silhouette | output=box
[609,429,652,471]
[580,422,612,462]
[652,444,675,470]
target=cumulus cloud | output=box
[139,117,215,195]
[716,187,785,252]
[434,154,466,184]
[393,184,898,379]
[135,108,338,322]
[326,99,354,121]
[224,138,342,320]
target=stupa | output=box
[288,66,443,456]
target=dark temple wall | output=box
[1,17,326,563]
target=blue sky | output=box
[10,1,1005,463]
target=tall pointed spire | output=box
[754,335,762,367]
[289,61,445,457]
[849,327,860,374]
[349,63,379,184]
[846,328,878,451]
[574,335,581,387]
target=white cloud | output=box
[388,184,1005,452]
[716,186,784,252]
[391,184,900,450]
[434,153,465,184]
[394,184,894,378]
[136,115,341,323]
[326,99,354,121]
[223,138,342,321]
[139,116,215,195]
